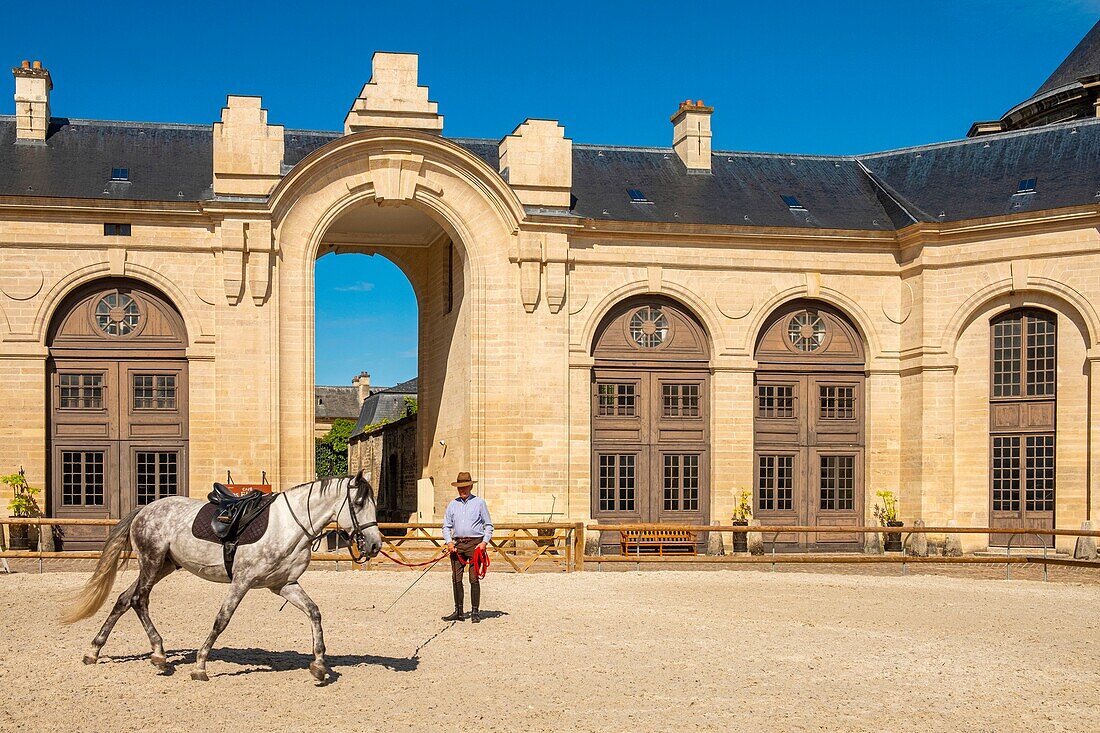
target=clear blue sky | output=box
[3,1,1096,386]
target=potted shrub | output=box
[4,468,42,551]
[731,490,752,553]
[873,489,903,552]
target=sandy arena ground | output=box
[1,568,1098,732]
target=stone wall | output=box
[349,414,417,522]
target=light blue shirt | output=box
[442,494,494,543]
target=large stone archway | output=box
[269,130,526,512]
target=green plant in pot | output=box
[731,490,753,553]
[4,468,42,551]
[873,489,903,552]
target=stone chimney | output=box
[353,372,371,405]
[671,99,713,172]
[212,96,285,197]
[12,60,52,143]
[498,119,572,208]
[344,53,442,134]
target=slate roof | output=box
[567,146,900,230]
[859,121,1100,223]
[1035,20,1100,97]
[1,112,1097,230]
[0,117,213,201]
[352,378,418,436]
[315,386,361,421]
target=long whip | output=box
[381,552,448,614]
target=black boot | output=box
[442,582,464,621]
[470,582,481,623]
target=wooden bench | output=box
[620,529,698,556]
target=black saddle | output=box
[203,483,277,579]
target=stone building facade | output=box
[3,25,1100,552]
[351,414,418,524]
[348,377,419,522]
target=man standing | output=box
[441,471,493,623]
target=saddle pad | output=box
[191,500,275,546]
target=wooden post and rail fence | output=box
[2,517,1100,579]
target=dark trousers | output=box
[450,537,481,611]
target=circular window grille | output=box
[629,306,669,348]
[94,292,141,336]
[787,310,826,352]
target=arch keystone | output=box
[368,152,428,203]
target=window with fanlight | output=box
[629,306,669,348]
[786,310,826,352]
[94,291,141,336]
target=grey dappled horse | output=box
[59,471,382,682]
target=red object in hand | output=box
[452,544,490,579]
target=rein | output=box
[284,478,378,563]
[340,480,378,565]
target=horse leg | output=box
[272,582,328,681]
[131,557,176,670]
[191,581,249,681]
[84,579,138,664]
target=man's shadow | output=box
[99,646,419,684]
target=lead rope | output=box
[451,545,491,580]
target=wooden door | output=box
[591,298,711,549]
[592,370,709,526]
[987,310,1056,548]
[754,375,863,550]
[753,302,866,552]
[47,281,188,550]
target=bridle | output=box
[343,480,378,565]
[284,477,378,564]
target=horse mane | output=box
[283,476,351,495]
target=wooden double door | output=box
[754,372,865,551]
[46,280,189,550]
[591,369,710,530]
[49,360,188,549]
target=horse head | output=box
[340,469,382,559]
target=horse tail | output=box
[59,508,140,624]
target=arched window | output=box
[753,301,865,551]
[590,297,710,545]
[989,309,1056,546]
[47,278,189,550]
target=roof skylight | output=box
[1016,178,1036,194]
[110,167,130,182]
[628,188,652,204]
[781,194,806,210]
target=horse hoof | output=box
[151,654,169,670]
[190,670,209,682]
[82,654,98,665]
[309,662,329,681]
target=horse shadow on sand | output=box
[99,647,418,684]
[95,611,509,683]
